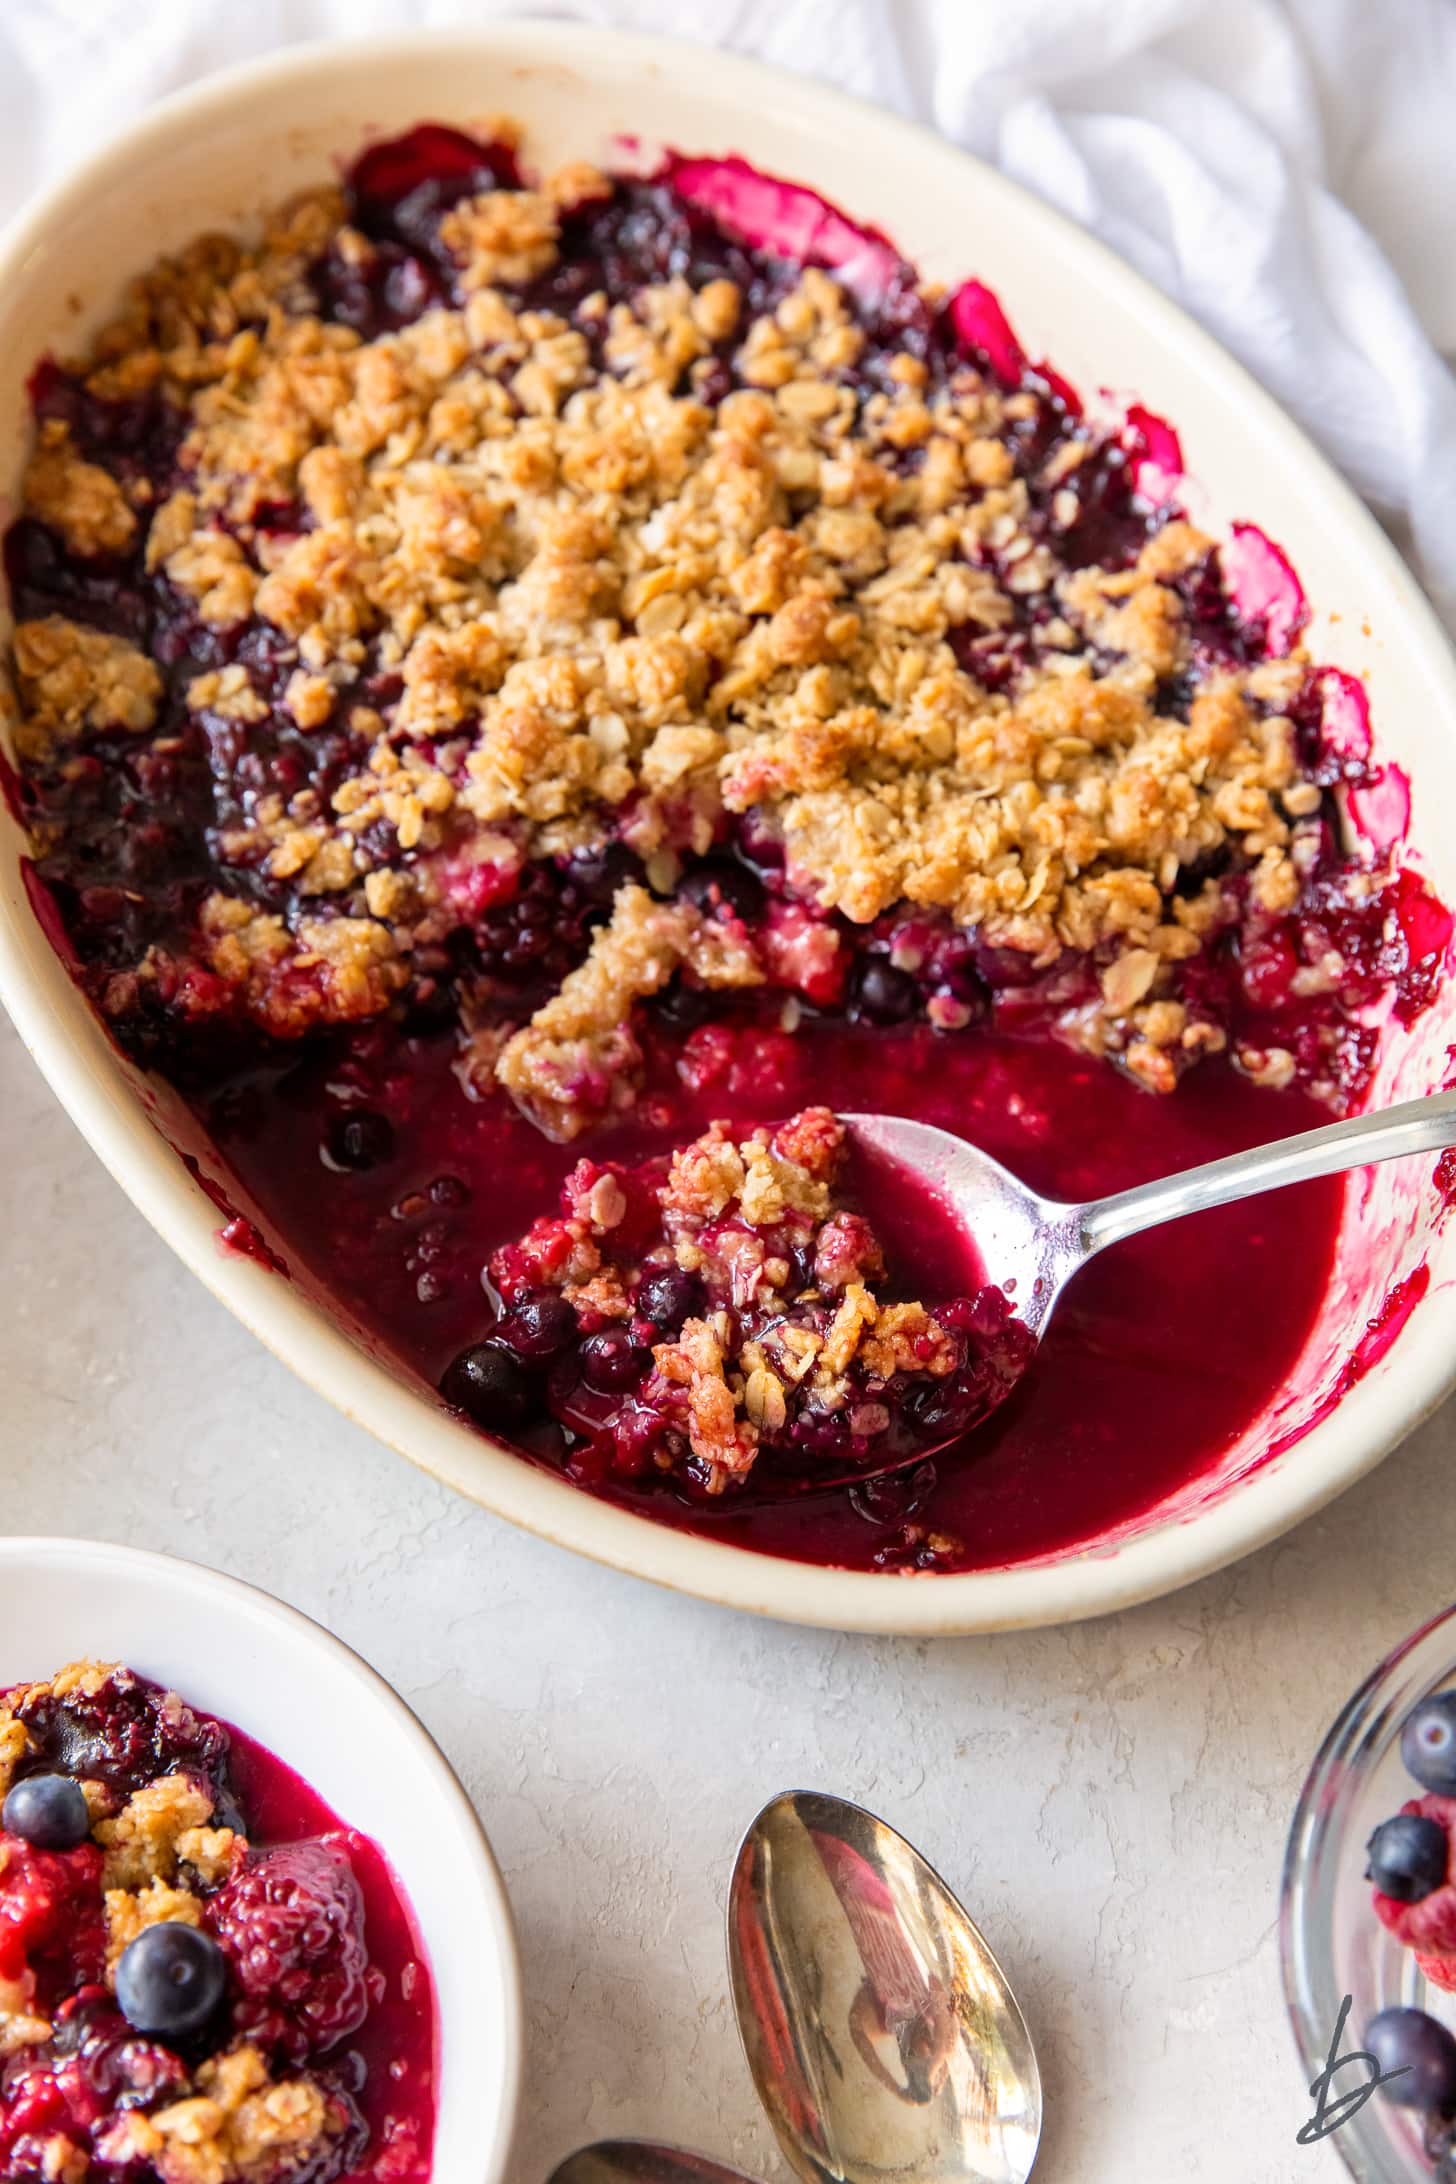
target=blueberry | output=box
[323,1110,395,1172]
[212,1795,248,1840]
[904,1379,977,1442]
[115,1923,228,2039]
[404,977,458,1034]
[635,1267,705,1335]
[652,981,715,1030]
[564,842,637,907]
[1366,2007,1456,2111]
[3,1773,90,1850]
[440,1343,531,1427]
[1403,1697,1456,1794]
[578,1328,650,1393]
[971,939,1044,992]
[851,959,920,1024]
[495,1291,578,1359]
[933,935,990,1006]
[1367,1815,1449,1901]
[677,858,764,926]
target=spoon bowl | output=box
[777,1086,1456,1496]
[728,1790,1042,2184]
[849,1087,1456,1341]
[549,2146,762,2184]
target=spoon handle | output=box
[1078,1085,1456,1257]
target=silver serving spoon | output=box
[799,1084,1456,1490]
[850,1085,1456,1341]
[549,2147,761,2183]
[729,1790,1041,2184]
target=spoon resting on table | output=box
[549,2147,762,2183]
[792,1085,1456,1493]
[728,1789,1042,2184]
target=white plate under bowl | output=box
[0,1537,522,2184]
[2,28,1456,1635]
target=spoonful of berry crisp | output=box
[758,1082,1456,1496]
[449,1093,1456,1503]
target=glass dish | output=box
[1283,1600,1456,2181]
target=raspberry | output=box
[489,1215,584,1299]
[759,900,847,1007]
[675,1022,736,1092]
[0,1990,189,2171]
[207,1838,371,2063]
[0,1836,105,2001]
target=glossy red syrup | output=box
[205,1010,1342,1574]
[224,1726,436,2184]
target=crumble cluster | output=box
[96,2045,341,2184]
[0,1662,355,2184]
[489,1105,1016,1493]
[2,128,1331,1116]
[487,881,763,1137]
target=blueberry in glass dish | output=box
[0,1660,435,2183]
[1340,1688,1456,2178]
[1370,1702,1456,1998]
[1366,2009,1456,2179]
[3,117,1450,1575]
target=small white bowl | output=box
[0,1537,523,2184]
[3,27,1456,1634]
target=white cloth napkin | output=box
[4,0,1455,622]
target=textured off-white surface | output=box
[4,1010,1416,2183]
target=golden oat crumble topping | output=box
[38,2136,89,2184]
[10,619,161,759]
[194,892,411,1037]
[104,1875,206,1974]
[22,420,138,558]
[96,1771,242,1892]
[6,125,1334,1107]
[489,881,763,1138]
[97,2043,343,2184]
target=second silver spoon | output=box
[728,1789,1041,2184]
[550,2145,761,2184]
